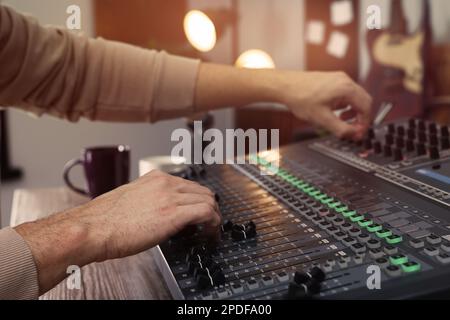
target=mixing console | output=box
[152,119,450,300]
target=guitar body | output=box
[363,0,430,123]
[365,29,425,122]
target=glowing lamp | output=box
[235,49,275,69]
[184,10,217,52]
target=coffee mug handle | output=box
[63,159,89,196]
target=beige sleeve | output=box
[0,5,200,123]
[0,227,39,300]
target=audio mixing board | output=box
[152,119,450,300]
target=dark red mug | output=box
[63,146,130,198]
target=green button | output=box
[376,229,393,239]
[321,198,334,205]
[335,206,349,213]
[316,194,327,200]
[367,224,382,233]
[358,219,373,228]
[342,210,357,218]
[328,201,342,209]
[304,187,315,193]
[390,254,408,266]
[401,261,421,273]
[350,215,364,222]
[386,235,403,245]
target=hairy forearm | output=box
[194,63,288,112]
[13,206,100,295]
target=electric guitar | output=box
[364,0,431,122]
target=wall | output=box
[0,0,234,226]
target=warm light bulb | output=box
[235,49,275,69]
[184,10,217,52]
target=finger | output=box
[315,108,359,140]
[177,182,215,197]
[340,83,373,130]
[176,203,222,238]
[171,193,220,212]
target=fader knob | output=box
[417,143,426,156]
[384,145,392,157]
[429,147,440,160]
[308,266,326,282]
[385,134,394,145]
[388,124,396,134]
[442,137,450,150]
[407,129,416,140]
[364,139,373,150]
[429,123,438,134]
[429,135,438,146]
[396,137,405,149]
[397,126,405,136]
[418,120,426,131]
[373,141,382,154]
[231,221,257,241]
[394,148,403,162]
[408,118,416,129]
[367,128,375,140]
[418,131,427,143]
[221,220,234,232]
[441,126,449,138]
[406,140,415,152]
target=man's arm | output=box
[11,170,221,296]
[195,64,372,140]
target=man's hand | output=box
[195,64,373,140]
[15,170,220,294]
[275,71,373,140]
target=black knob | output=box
[429,135,438,146]
[388,124,396,134]
[441,126,449,138]
[394,148,403,162]
[418,131,427,143]
[367,128,375,140]
[417,143,426,156]
[308,267,326,283]
[221,220,234,232]
[373,141,382,154]
[406,139,415,152]
[196,265,225,289]
[418,120,426,131]
[384,145,392,157]
[231,221,257,241]
[396,137,405,149]
[385,134,394,145]
[408,118,416,129]
[397,126,405,136]
[214,193,220,202]
[442,137,450,150]
[407,129,416,140]
[429,147,440,160]
[429,123,438,134]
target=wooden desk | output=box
[10,188,172,300]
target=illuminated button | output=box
[342,210,357,218]
[401,261,421,273]
[262,275,274,286]
[351,243,367,254]
[354,255,364,265]
[321,198,334,205]
[376,229,393,239]
[338,259,348,269]
[390,254,408,266]
[385,265,402,277]
[316,194,327,201]
[333,218,345,226]
[343,237,357,246]
[386,235,403,245]
[358,233,371,243]
[358,219,373,228]
[350,215,365,223]
[334,232,347,241]
[329,201,342,209]
[335,205,349,213]
[247,279,259,290]
[367,224,383,233]
[341,223,353,231]
[349,228,362,237]
[231,283,244,294]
